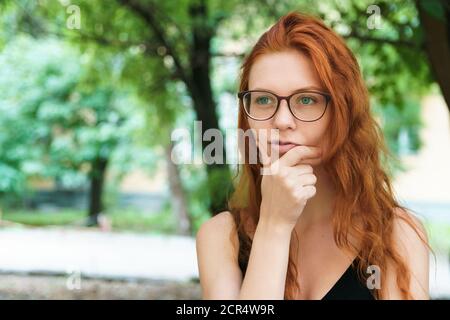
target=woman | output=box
[196,11,431,300]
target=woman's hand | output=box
[258,144,322,231]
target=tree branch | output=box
[116,0,191,87]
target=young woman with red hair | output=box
[196,11,431,300]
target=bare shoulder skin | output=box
[196,211,243,299]
[381,208,430,299]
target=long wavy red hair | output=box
[227,11,431,300]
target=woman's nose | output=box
[272,99,297,130]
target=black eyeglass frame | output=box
[237,89,332,122]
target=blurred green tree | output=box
[0,36,151,225]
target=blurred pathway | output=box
[0,227,198,282]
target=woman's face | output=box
[247,49,330,160]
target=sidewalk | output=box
[0,226,198,282]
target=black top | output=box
[321,256,375,300]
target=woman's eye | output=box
[255,96,273,104]
[298,96,315,105]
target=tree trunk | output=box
[117,0,234,216]
[166,141,192,235]
[87,157,108,226]
[188,1,233,216]
[417,0,450,111]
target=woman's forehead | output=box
[248,50,322,94]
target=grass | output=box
[1,209,83,226]
[0,207,178,234]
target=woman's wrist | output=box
[257,215,295,237]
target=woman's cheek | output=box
[301,123,326,146]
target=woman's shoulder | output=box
[196,211,244,299]
[196,211,239,257]
[392,207,428,245]
[197,211,236,236]
[391,207,430,277]
[381,207,430,299]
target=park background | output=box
[0,0,449,299]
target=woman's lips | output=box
[270,142,301,155]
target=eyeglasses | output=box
[238,89,331,122]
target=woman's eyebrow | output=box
[251,86,326,93]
